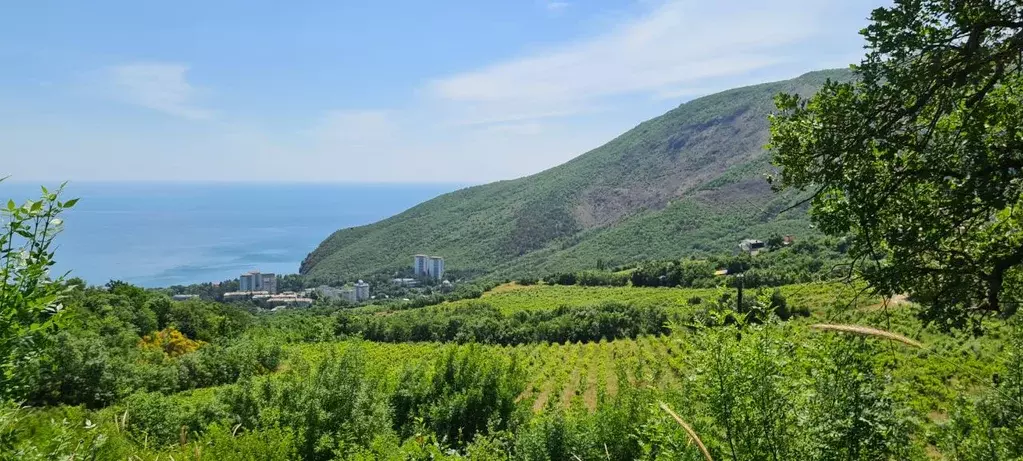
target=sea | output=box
[1,182,462,287]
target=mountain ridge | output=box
[300,68,851,282]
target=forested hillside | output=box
[300,69,852,282]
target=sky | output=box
[1,0,887,184]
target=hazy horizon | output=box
[1,181,459,286]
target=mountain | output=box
[300,69,850,282]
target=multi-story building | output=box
[413,255,429,277]
[239,271,277,294]
[428,256,444,280]
[340,287,358,303]
[354,280,371,301]
[413,255,445,280]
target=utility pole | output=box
[736,273,744,312]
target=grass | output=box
[810,323,925,348]
[365,281,878,319]
[660,402,714,461]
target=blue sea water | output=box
[1,182,460,287]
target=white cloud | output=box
[429,0,828,125]
[545,1,570,12]
[106,62,212,120]
[8,0,880,184]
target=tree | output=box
[0,182,77,400]
[769,0,1023,330]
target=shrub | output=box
[139,327,204,357]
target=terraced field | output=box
[289,336,682,413]
[385,281,879,316]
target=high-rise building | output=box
[262,273,277,294]
[340,287,357,303]
[428,256,444,280]
[413,254,445,279]
[354,280,370,301]
[239,271,277,294]
[413,254,429,277]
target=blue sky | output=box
[2,0,885,183]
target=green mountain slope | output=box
[300,69,850,282]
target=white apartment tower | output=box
[354,280,370,301]
[413,254,445,280]
[239,271,277,294]
[428,256,444,280]
[414,254,429,277]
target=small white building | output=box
[223,290,269,301]
[739,239,766,255]
[172,294,198,301]
[265,295,313,308]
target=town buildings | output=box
[223,290,269,301]
[413,255,445,280]
[355,280,370,301]
[414,255,429,277]
[429,257,444,280]
[314,285,343,301]
[223,290,311,308]
[239,271,277,293]
[340,287,358,303]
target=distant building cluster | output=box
[223,290,313,308]
[413,254,445,279]
[391,277,418,287]
[264,292,313,308]
[221,270,313,308]
[223,270,373,309]
[239,271,277,294]
[315,281,371,304]
[337,280,371,303]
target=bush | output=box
[392,345,524,447]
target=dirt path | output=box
[862,293,911,311]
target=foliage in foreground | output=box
[770,0,1023,330]
[0,183,76,401]
[2,299,1022,460]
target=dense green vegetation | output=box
[6,2,1023,459]
[2,278,1021,460]
[299,70,854,283]
[770,0,1023,331]
[2,187,1012,459]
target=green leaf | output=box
[5,200,13,211]
[62,198,79,208]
